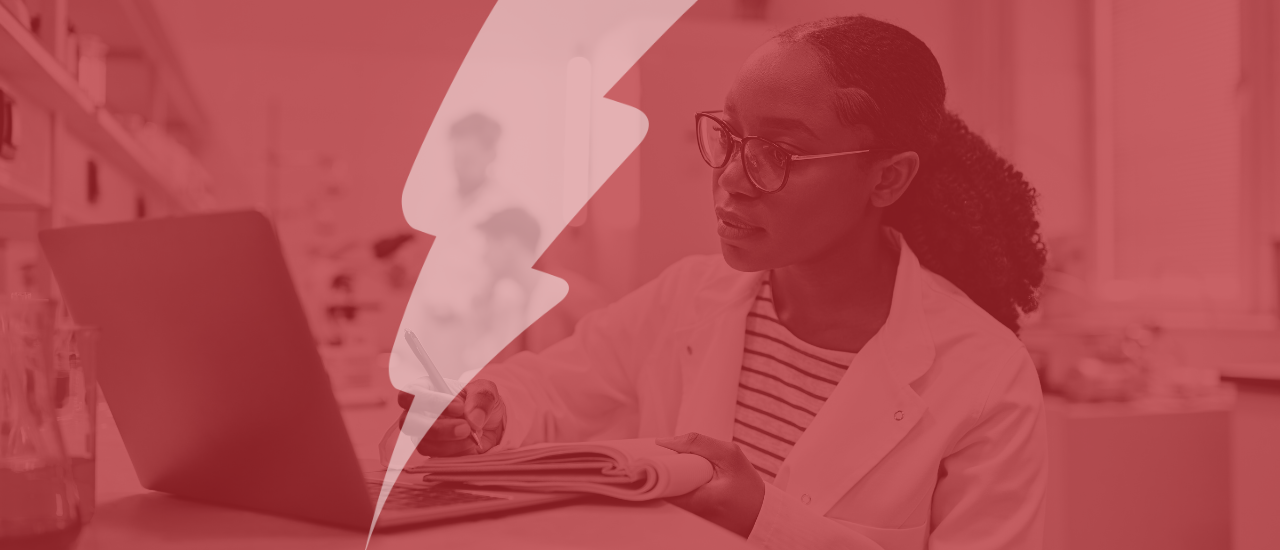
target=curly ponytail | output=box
[888,111,1047,333]
[779,16,1047,333]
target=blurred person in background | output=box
[463,207,545,371]
[399,15,1048,550]
[461,207,611,379]
[413,111,527,378]
[450,111,503,208]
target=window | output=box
[1090,0,1273,324]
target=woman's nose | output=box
[714,145,760,198]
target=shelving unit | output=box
[0,3,188,211]
[0,0,213,294]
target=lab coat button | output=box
[800,494,812,505]
[894,410,904,421]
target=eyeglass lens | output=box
[695,115,788,192]
[696,115,732,167]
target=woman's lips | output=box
[715,208,764,240]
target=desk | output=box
[1042,395,1232,550]
[1221,377,1280,550]
[68,401,754,550]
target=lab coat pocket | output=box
[837,520,928,550]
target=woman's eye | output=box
[769,142,802,156]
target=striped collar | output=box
[686,229,936,385]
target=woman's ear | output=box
[869,151,920,208]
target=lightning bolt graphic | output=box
[369,0,696,541]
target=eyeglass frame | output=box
[695,110,879,194]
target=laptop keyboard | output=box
[369,481,506,510]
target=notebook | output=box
[405,438,714,501]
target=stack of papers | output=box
[406,438,714,501]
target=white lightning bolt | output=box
[369,0,695,541]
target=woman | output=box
[403,15,1048,550]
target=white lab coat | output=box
[474,232,1048,550]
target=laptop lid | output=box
[40,211,375,528]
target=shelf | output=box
[71,0,209,147]
[1221,362,1280,382]
[0,5,190,212]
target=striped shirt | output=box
[731,275,856,482]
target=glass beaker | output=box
[0,296,81,539]
[52,326,97,523]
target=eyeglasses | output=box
[694,111,874,193]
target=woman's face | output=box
[712,41,880,272]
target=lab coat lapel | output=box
[673,268,763,441]
[781,340,926,514]
[780,233,935,515]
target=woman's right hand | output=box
[396,379,506,456]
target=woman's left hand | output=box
[656,432,766,538]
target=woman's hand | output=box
[656,432,766,538]
[396,379,506,456]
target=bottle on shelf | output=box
[76,35,108,106]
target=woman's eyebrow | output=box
[756,116,820,140]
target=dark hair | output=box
[450,111,502,147]
[478,207,541,251]
[777,16,1046,334]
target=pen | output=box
[403,329,484,448]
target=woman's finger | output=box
[422,418,475,442]
[397,385,466,417]
[396,391,414,410]
[482,399,505,429]
[417,436,479,457]
[471,400,507,452]
[463,381,500,431]
[442,394,466,417]
[477,427,501,453]
[656,432,738,465]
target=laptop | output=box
[39,211,576,530]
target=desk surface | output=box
[71,400,754,550]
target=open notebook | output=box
[402,438,714,501]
